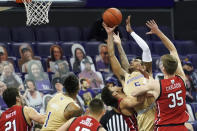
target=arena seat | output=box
[85,41,102,57]
[0,42,10,55]
[59,26,82,41]
[151,26,173,40]
[121,41,133,55]
[0,27,11,42]
[191,54,197,69]
[118,26,129,41]
[35,42,54,57]
[82,27,91,41]
[60,42,77,57]
[152,41,169,55]
[174,40,197,55]
[11,27,35,42]
[128,41,143,56]
[35,27,59,42]
[11,42,34,57]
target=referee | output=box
[100,108,131,131]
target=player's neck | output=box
[88,114,101,122]
[164,74,175,79]
[65,92,77,100]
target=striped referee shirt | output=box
[100,109,132,131]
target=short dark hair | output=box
[63,73,79,95]
[101,85,118,109]
[3,88,19,108]
[89,98,104,115]
[161,54,178,75]
[80,78,87,84]
[25,79,35,88]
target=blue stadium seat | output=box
[191,54,197,69]
[35,27,59,42]
[60,42,76,57]
[127,41,143,56]
[82,27,91,41]
[189,103,197,120]
[0,27,11,42]
[59,26,82,41]
[0,42,10,55]
[11,27,35,42]
[10,42,34,57]
[84,41,102,57]
[121,41,133,55]
[152,55,160,72]
[174,40,197,55]
[118,26,129,41]
[152,41,169,56]
[35,42,54,57]
[151,26,173,40]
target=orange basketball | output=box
[102,8,122,27]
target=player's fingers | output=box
[146,31,152,35]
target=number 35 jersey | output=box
[156,75,189,126]
[0,105,32,131]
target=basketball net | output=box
[23,0,52,26]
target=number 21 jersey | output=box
[155,75,189,126]
[0,105,32,131]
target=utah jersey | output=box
[41,93,75,131]
[155,75,189,126]
[118,98,138,131]
[68,116,101,131]
[0,105,32,131]
[124,72,155,131]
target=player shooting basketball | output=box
[102,16,155,131]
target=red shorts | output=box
[154,125,187,131]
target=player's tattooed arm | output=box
[64,102,83,120]
[103,22,126,84]
[113,32,130,72]
[146,20,186,80]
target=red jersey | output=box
[155,75,189,126]
[118,99,138,131]
[68,116,101,131]
[0,105,32,131]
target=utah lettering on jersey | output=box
[80,118,93,127]
[6,111,16,119]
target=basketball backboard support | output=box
[0,0,86,7]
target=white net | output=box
[23,0,52,26]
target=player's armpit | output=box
[64,102,83,120]
[25,106,46,124]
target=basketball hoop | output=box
[22,0,52,26]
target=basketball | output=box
[102,8,122,27]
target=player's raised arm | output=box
[103,22,126,83]
[113,32,130,72]
[126,16,153,75]
[146,20,185,80]
[24,106,46,124]
[64,102,83,120]
[130,78,160,99]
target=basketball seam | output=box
[107,10,120,25]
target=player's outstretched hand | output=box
[146,20,160,35]
[113,32,121,45]
[102,22,117,35]
[126,15,134,33]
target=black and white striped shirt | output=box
[100,109,133,131]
